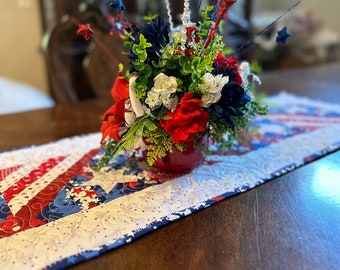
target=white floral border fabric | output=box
[0,93,340,269]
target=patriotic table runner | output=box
[1,92,340,269]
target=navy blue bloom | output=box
[109,0,126,13]
[128,17,170,72]
[213,66,238,84]
[207,83,251,128]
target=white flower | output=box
[199,73,229,108]
[160,92,178,111]
[145,91,162,110]
[146,73,179,111]
[201,93,222,108]
[200,73,229,93]
[239,62,261,86]
[152,73,178,93]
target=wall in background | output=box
[0,0,339,97]
[305,0,340,36]
[252,0,340,36]
[0,0,48,94]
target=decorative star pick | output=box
[73,18,119,64]
[276,27,291,44]
[76,23,94,40]
[234,1,300,54]
[203,0,237,48]
[108,12,131,36]
[109,0,126,13]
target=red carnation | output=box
[160,93,209,145]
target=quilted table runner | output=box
[1,92,340,269]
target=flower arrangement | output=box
[91,0,268,170]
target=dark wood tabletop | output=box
[1,62,340,270]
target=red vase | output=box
[139,137,207,172]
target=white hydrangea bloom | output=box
[199,73,229,108]
[146,73,179,111]
[145,91,162,110]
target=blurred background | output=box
[0,0,339,113]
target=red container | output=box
[138,137,207,172]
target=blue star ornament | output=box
[276,27,291,44]
[109,0,126,13]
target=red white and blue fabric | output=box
[1,93,340,269]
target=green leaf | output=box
[179,55,189,66]
[139,34,152,48]
[118,63,124,73]
[182,62,192,74]
[143,65,153,77]
[191,57,201,68]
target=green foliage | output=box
[118,63,124,73]
[143,128,174,166]
[118,116,158,152]
[132,34,152,61]
[197,6,214,38]
[143,14,158,21]
[96,140,118,171]
[97,116,180,168]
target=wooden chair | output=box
[42,0,253,104]
[42,1,129,104]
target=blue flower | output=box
[207,83,251,128]
[129,17,170,72]
[213,66,238,83]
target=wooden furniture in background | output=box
[41,1,129,103]
[40,0,254,104]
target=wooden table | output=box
[1,63,340,269]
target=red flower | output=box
[100,76,129,143]
[186,26,200,43]
[110,75,129,101]
[214,52,227,67]
[160,93,209,144]
[214,53,242,85]
[100,99,126,143]
[184,48,195,58]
